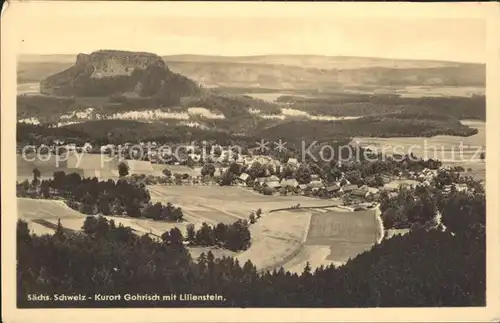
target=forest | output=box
[17,172,173,219]
[258,112,478,141]
[379,175,485,229]
[17,183,485,307]
[16,108,478,154]
[17,121,256,148]
[277,92,485,120]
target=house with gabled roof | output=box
[307,180,325,191]
[326,184,341,193]
[387,192,398,198]
[255,177,269,185]
[264,181,282,189]
[352,186,370,198]
[268,175,280,182]
[298,184,308,190]
[239,173,250,182]
[311,174,321,181]
[281,178,299,188]
[342,184,358,193]
[235,173,250,186]
[287,158,299,167]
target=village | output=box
[18,138,475,214]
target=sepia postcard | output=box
[2,1,500,322]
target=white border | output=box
[2,2,499,322]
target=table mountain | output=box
[40,50,201,100]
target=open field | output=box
[17,198,188,236]
[306,210,380,243]
[282,209,381,274]
[283,245,343,273]
[17,82,41,94]
[18,198,87,235]
[126,159,154,174]
[236,210,311,271]
[17,153,122,181]
[17,154,68,181]
[147,185,339,224]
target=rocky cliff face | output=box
[40,50,200,100]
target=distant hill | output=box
[17,62,73,84]
[162,54,465,69]
[18,54,485,90]
[38,50,201,101]
[164,60,484,90]
[18,54,76,63]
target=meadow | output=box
[283,209,381,274]
[17,153,121,182]
[17,197,180,236]
[236,210,312,271]
[146,185,336,222]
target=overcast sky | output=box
[8,2,487,63]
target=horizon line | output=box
[17,52,485,65]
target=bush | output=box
[118,162,130,177]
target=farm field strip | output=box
[325,241,374,262]
[283,245,342,274]
[17,198,188,237]
[236,210,311,271]
[27,221,57,236]
[31,218,76,234]
[18,198,84,219]
[281,209,380,273]
[147,185,250,224]
[147,185,234,224]
[201,205,248,221]
[306,210,379,244]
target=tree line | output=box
[185,221,252,252]
[258,113,478,142]
[379,170,485,229]
[17,170,184,222]
[278,92,485,121]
